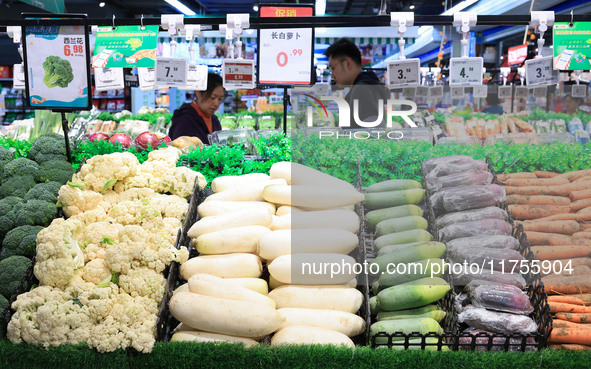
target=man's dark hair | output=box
[199,73,224,99]
[323,38,362,66]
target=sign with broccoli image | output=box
[93,25,159,69]
[23,21,91,110]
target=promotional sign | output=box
[508,44,528,66]
[22,15,92,110]
[257,5,314,85]
[553,22,591,70]
[386,58,420,87]
[93,25,159,68]
[449,57,483,86]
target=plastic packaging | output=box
[421,155,474,175]
[438,219,513,243]
[445,235,520,252]
[429,184,506,215]
[426,171,493,193]
[455,293,470,314]
[453,269,526,290]
[458,328,537,351]
[458,307,537,335]
[471,284,533,315]
[434,207,509,230]
[424,159,488,181]
[448,245,524,273]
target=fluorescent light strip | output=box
[164,0,196,16]
[316,0,326,16]
[441,0,479,15]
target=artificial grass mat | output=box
[1,340,591,369]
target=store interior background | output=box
[0,0,590,125]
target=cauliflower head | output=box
[118,267,166,303]
[58,184,103,218]
[159,166,205,198]
[77,152,140,192]
[147,146,181,165]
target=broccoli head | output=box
[0,175,36,199]
[1,158,39,180]
[0,293,8,339]
[35,159,75,184]
[14,199,57,227]
[0,255,32,299]
[25,181,62,204]
[28,134,69,165]
[1,225,43,260]
[42,55,74,88]
[0,197,24,244]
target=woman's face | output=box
[197,86,225,115]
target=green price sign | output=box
[553,22,591,71]
[93,25,159,68]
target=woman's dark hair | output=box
[565,93,584,105]
[323,38,362,66]
[198,73,224,99]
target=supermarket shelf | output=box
[0,78,13,82]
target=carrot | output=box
[549,302,591,314]
[548,344,563,349]
[531,245,591,261]
[555,312,591,323]
[548,237,591,247]
[549,327,591,345]
[548,295,587,305]
[580,223,591,231]
[561,344,591,350]
[506,181,591,197]
[502,177,570,187]
[519,220,580,235]
[570,189,591,202]
[508,205,571,220]
[558,169,591,182]
[523,232,585,245]
[497,172,537,182]
[533,213,591,223]
[571,199,591,212]
[551,319,589,329]
[553,257,591,268]
[578,207,591,214]
[572,232,591,240]
[534,170,559,178]
[572,265,591,276]
[543,275,591,295]
[506,195,571,206]
[574,176,591,183]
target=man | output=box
[324,38,390,129]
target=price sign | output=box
[498,86,512,99]
[572,85,587,97]
[12,63,25,90]
[386,58,420,87]
[94,67,124,91]
[138,67,156,91]
[449,57,484,86]
[223,59,255,90]
[525,56,558,86]
[22,15,92,110]
[472,85,488,98]
[402,87,416,98]
[258,5,314,85]
[181,64,208,91]
[450,86,465,98]
[416,86,429,97]
[515,86,530,98]
[533,86,547,98]
[155,57,187,87]
[429,86,443,98]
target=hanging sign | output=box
[93,25,159,68]
[22,14,92,110]
[257,5,314,86]
[525,56,558,86]
[553,22,591,70]
[386,58,420,87]
[155,57,187,88]
[223,59,255,90]
[449,57,483,86]
[508,44,528,66]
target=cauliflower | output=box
[77,152,140,192]
[69,206,110,225]
[159,166,205,197]
[78,221,124,246]
[145,194,188,221]
[113,172,157,193]
[118,267,166,303]
[147,146,181,165]
[58,185,103,218]
[82,259,112,285]
[34,218,85,288]
[139,160,174,180]
[117,188,158,201]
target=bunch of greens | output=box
[0,137,31,159]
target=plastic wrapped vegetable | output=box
[458,328,536,351]
[445,236,520,252]
[238,115,257,130]
[448,245,524,273]
[421,155,476,176]
[471,284,533,315]
[429,184,505,215]
[425,171,493,193]
[220,116,237,130]
[453,270,526,290]
[258,116,277,130]
[424,159,488,181]
[458,307,537,335]
[434,207,509,230]
[438,219,513,243]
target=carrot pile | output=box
[499,169,591,349]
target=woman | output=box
[168,72,225,144]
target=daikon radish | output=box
[268,253,357,284]
[277,308,365,337]
[271,325,355,348]
[188,208,272,237]
[263,184,364,210]
[173,283,190,295]
[270,162,356,191]
[197,200,276,217]
[223,277,269,295]
[171,330,258,347]
[291,209,360,233]
[276,206,293,216]
[270,214,291,230]
[188,273,275,307]
[180,253,262,280]
[196,225,271,254]
[169,292,283,338]
[211,173,270,193]
[269,285,364,313]
[205,179,287,202]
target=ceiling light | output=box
[441,0,478,15]
[316,0,326,16]
[409,5,415,9]
[99,1,105,7]
[164,0,196,16]
[253,4,259,11]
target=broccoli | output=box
[24,181,62,204]
[0,197,24,244]
[1,225,43,260]
[28,134,69,165]
[42,55,74,88]
[0,294,8,339]
[1,158,39,180]
[0,255,32,299]
[14,199,57,227]
[35,159,75,184]
[0,175,36,199]
[0,147,13,166]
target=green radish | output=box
[372,258,447,293]
[370,244,446,274]
[370,318,443,343]
[376,277,451,311]
[375,241,429,253]
[377,308,446,323]
[366,205,424,230]
[375,216,428,237]
[366,179,422,193]
[364,189,425,210]
[374,229,433,249]
[376,304,442,318]
[370,296,380,315]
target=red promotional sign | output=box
[508,44,528,65]
[260,6,313,17]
